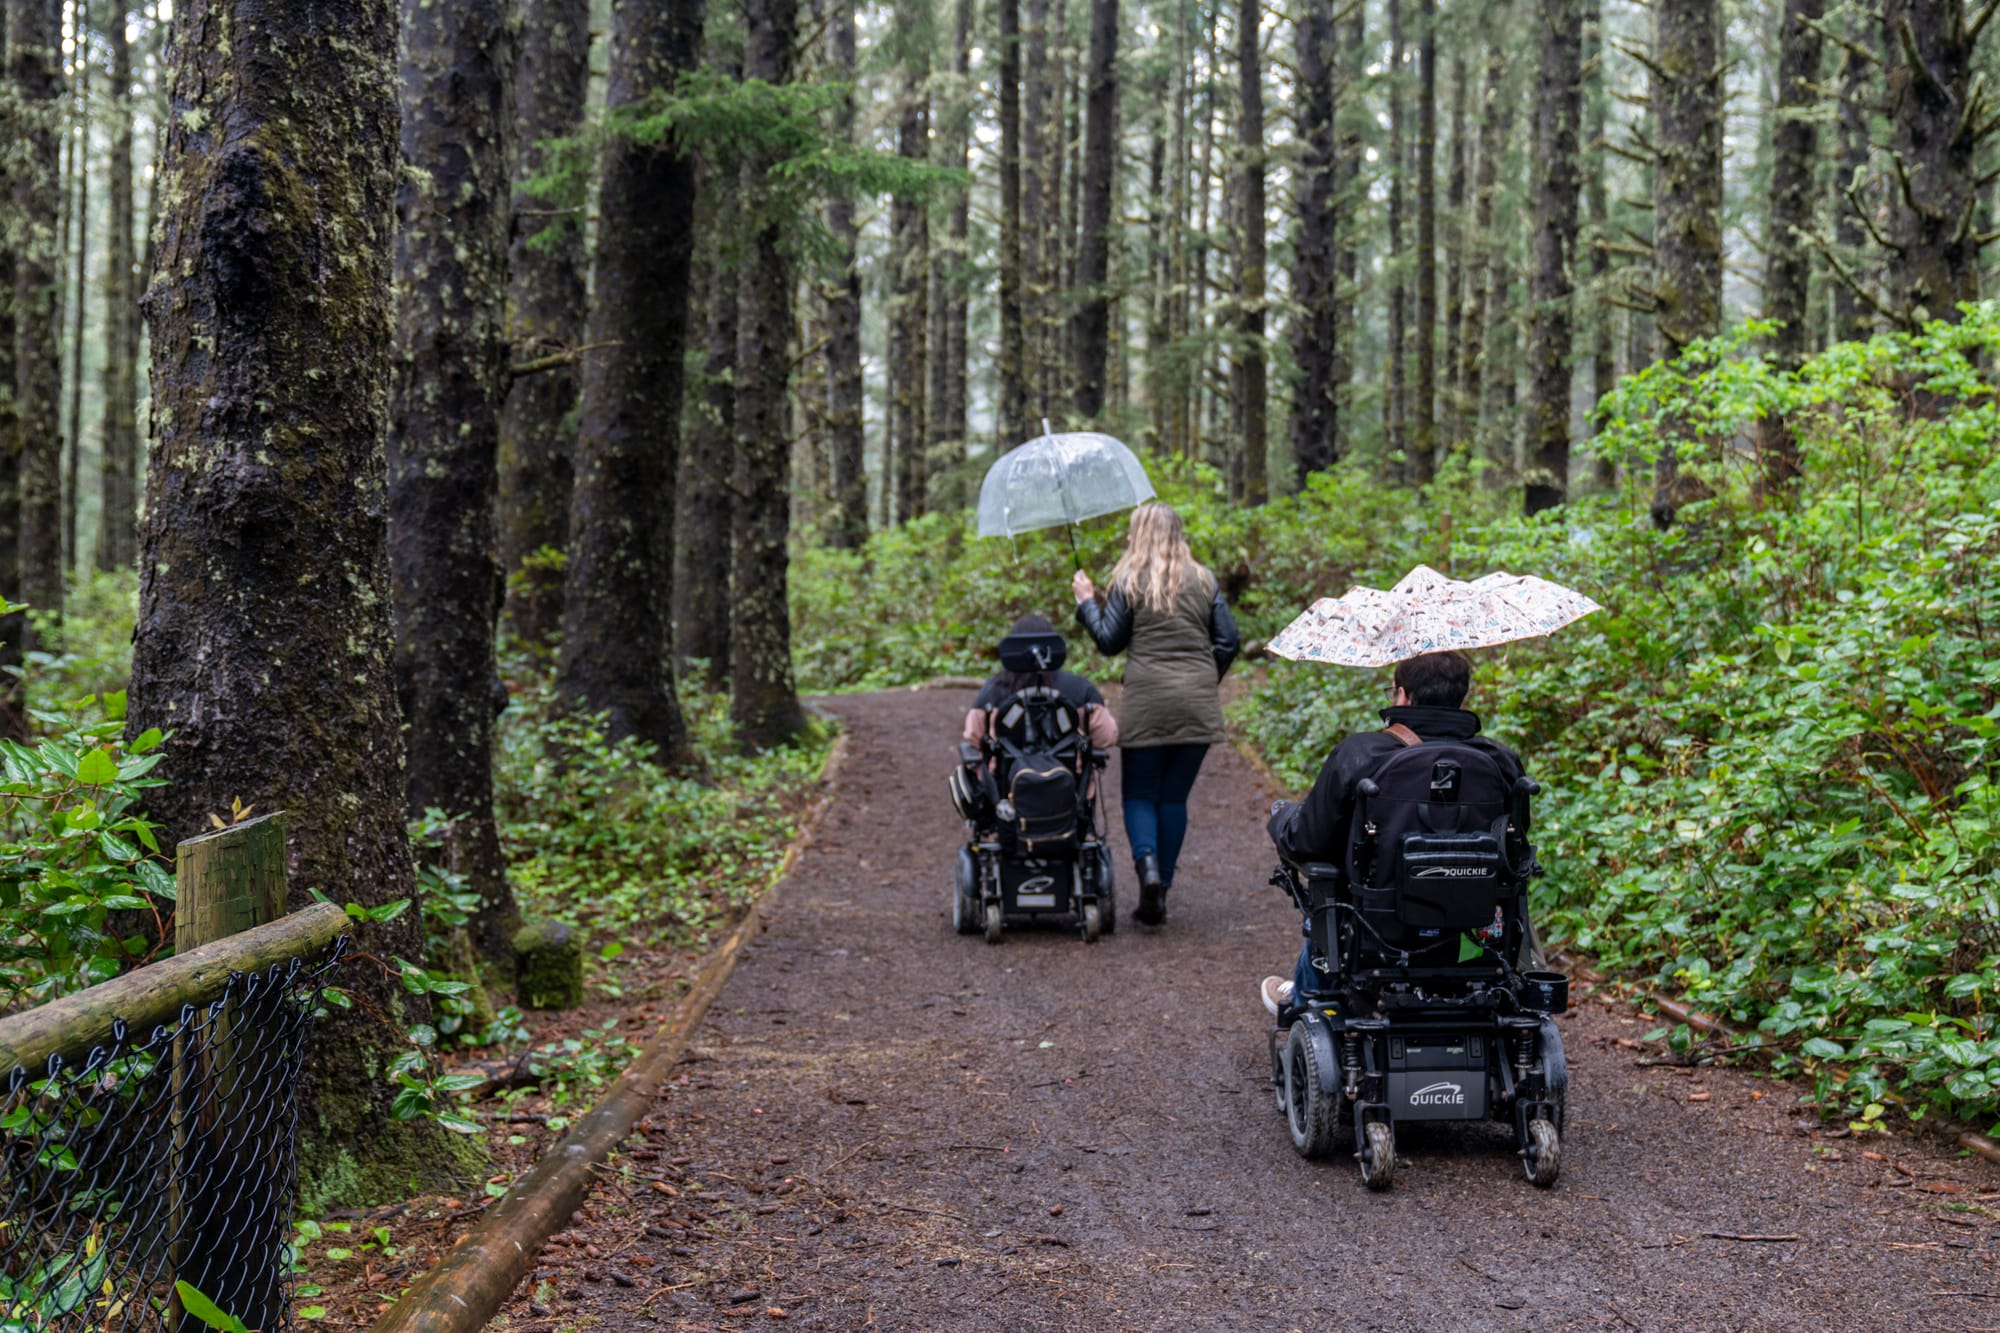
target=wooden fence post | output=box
[171,811,290,1333]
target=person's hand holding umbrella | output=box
[1071,569,1096,604]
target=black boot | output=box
[1134,854,1166,926]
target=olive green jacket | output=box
[1075,567,1240,748]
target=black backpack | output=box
[990,686,1085,855]
[1349,731,1525,933]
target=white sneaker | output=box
[1260,976,1294,1017]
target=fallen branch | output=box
[1701,1232,1800,1243]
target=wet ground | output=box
[503,687,2000,1332]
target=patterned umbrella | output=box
[1266,564,1603,667]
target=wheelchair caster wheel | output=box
[1081,902,1103,943]
[1359,1120,1396,1191]
[1521,1117,1560,1187]
[983,902,1004,944]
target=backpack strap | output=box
[1384,723,1422,748]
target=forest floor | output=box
[394,686,1999,1332]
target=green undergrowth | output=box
[495,653,835,949]
[1231,310,2000,1131]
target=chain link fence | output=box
[0,934,347,1332]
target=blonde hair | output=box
[1109,503,1202,614]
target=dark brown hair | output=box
[1393,651,1471,708]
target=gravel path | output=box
[512,687,2000,1332]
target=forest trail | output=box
[517,687,2000,1332]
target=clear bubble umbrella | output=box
[1266,564,1603,667]
[976,423,1156,561]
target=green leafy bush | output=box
[494,657,833,945]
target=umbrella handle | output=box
[1065,524,1080,572]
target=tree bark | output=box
[1460,33,1512,453]
[1879,0,1981,328]
[731,0,808,750]
[1830,37,1875,342]
[498,0,589,648]
[1411,0,1437,484]
[943,0,972,487]
[1333,0,1363,470]
[132,0,458,1202]
[10,0,63,645]
[1441,48,1467,455]
[824,0,868,539]
[1757,0,1824,494]
[1228,0,1264,501]
[0,14,21,736]
[390,0,520,971]
[1384,0,1407,473]
[1650,0,1722,526]
[62,15,84,577]
[1584,0,1616,489]
[889,9,929,525]
[1290,0,1338,483]
[998,0,1028,447]
[1524,0,1583,516]
[96,9,138,572]
[1022,0,1051,412]
[1070,0,1118,420]
[677,227,734,689]
[556,0,703,759]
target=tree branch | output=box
[1971,0,2000,46]
[1602,139,1656,166]
[1807,232,1903,326]
[1896,18,1952,105]
[509,341,621,379]
[1609,38,1672,86]
[1800,14,1877,67]
[1843,184,1897,251]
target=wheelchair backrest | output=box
[989,686,1085,768]
[988,685,1087,854]
[1350,740,1525,934]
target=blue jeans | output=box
[1120,743,1210,887]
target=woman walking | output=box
[1072,503,1239,925]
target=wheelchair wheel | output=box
[1359,1119,1396,1191]
[952,848,980,936]
[1282,1023,1342,1160]
[1521,1117,1560,1187]
[1081,901,1103,943]
[983,901,1004,944]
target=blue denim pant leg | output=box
[1120,743,1210,885]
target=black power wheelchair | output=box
[949,631,1115,944]
[1268,740,1570,1189]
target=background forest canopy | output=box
[0,0,1995,1202]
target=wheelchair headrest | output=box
[997,631,1067,674]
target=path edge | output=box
[370,726,853,1333]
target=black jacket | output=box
[1267,705,1527,865]
[1076,584,1241,679]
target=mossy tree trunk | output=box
[1583,0,1616,490]
[390,0,520,971]
[888,3,929,525]
[1022,0,1051,414]
[556,0,704,761]
[937,0,972,491]
[1829,37,1876,343]
[1070,0,1117,422]
[1410,0,1436,485]
[1384,0,1407,473]
[0,7,20,736]
[731,0,808,751]
[1333,0,1364,467]
[997,0,1028,448]
[96,8,138,573]
[1441,49,1466,453]
[1523,0,1583,516]
[498,0,590,650]
[10,0,62,647]
[61,18,84,579]
[1228,0,1263,502]
[132,0,461,1204]
[1290,0,1338,484]
[1757,0,1823,495]
[1879,0,1985,329]
[676,227,734,689]
[823,0,867,546]
[1459,28,1512,454]
[1649,0,1722,526]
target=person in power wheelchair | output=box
[950,615,1120,943]
[1260,650,1570,1189]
